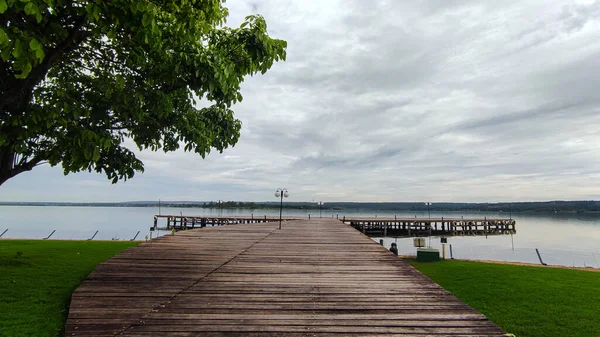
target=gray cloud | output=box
[2,0,600,203]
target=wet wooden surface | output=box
[66,219,505,336]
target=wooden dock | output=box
[152,215,301,231]
[342,217,516,237]
[66,219,505,336]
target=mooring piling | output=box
[43,230,56,240]
[535,248,548,266]
[87,230,99,241]
[130,231,140,241]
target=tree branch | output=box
[0,153,44,187]
[1,16,89,114]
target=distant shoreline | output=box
[2,201,600,214]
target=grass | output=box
[406,258,600,337]
[2,241,598,337]
[0,240,138,337]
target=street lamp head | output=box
[275,191,281,198]
[283,191,289,198]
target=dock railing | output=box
[341,217,516,237]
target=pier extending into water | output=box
[152,214,300,231]
[66,219,505,336]
[153,215,516,238]
[342,217,516,237]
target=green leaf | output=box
[24,2,35,15]
[29,38,40,51]
[12,39,22,58]
[0,0,7,14]
[84,148,91,160]
[92,147,100,162]
[15,61,32,78]
[35,48,44,60]
[0,27,8,45]
[0,46,9,60]
[93,5,100,21]
[115,76,124,89]
[142,13,150,27]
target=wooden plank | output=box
[65,219,505,336]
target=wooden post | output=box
[536,249,548,266]
[87,230,99,241]
[43,230,56,240]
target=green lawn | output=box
[406,259,600,337]
[2,241,598,337]
[0,240,138,337]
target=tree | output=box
[0,0,286,186]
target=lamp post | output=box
[317,201,324,218]
[425,202,431,219]
[274,188,289,230]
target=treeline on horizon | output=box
[2,200,600,213]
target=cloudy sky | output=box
[2,0,600,203]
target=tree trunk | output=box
[0,147,42,187]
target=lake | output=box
[1,206,599,268]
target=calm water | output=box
[1,206,599,268]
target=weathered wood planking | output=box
[342,217,516,237]
[152,215,302,231]
[66,219,505,336]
